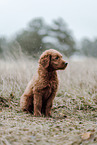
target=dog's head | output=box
[39,49,68,71]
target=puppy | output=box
[20,49,68,117]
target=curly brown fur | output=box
[20,49,68,117]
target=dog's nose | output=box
[65,62,68,66]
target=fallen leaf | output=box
[81,132,93,140]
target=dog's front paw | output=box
[34,111,42,117]
[45,112,52,117]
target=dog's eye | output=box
[55,56,59,60]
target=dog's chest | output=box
[43,86,52,100]
[43,80,58,100]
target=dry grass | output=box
[0,55,97,145]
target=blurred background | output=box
[0,0,97,60]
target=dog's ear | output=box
[39,54,50,68]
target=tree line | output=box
[0,17,97,59]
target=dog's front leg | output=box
[33,91,42,116]
[45,91,56,117]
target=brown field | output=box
[0,55,97,145]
